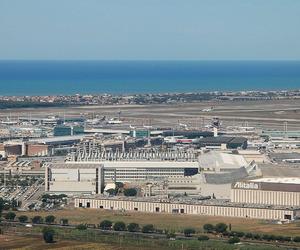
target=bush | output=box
[42,227,55,243]
[5,212,16,221]
[234,231,245,238]
[183,228,195,237]
[142,224,155,233]
[18,215,28,223]
[228,236,240,244]
[123,188,137,197]
[127,223,140,232]
[203,223,214,233]
[76,224,87,230]
[215,223,228,233]
[32,216,43,224]
[99,220,112,230]
[45,215,55,224]
[113,221,126,231]
[106,189,116,196]
[252,234,261,240]
[244,233,253,239]
[60,218,69,226]
[294,236,300,242]
[198,235,209,241]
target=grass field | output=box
[15,208,300,236]
[0,234,117,250]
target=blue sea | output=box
[0,60,299,95]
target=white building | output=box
[231,177,300,207]
[45,163,104,195]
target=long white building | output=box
[74,196,300,221]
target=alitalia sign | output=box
[234,182,259,190]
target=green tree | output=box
[76,224,87,230]
[127,223,140,232]
[60,218,69,226]
[142,224,155,233]
[294,236,300,242]
[106,189,116,196]
[228,236,240,244]
[5,212,16,221]
[124,188,137,197]
[99,220,112,230]
[32,216,43,224]
[183,228,195,237]
[113,221,126,231]
[203,223,214,233]
[215,223,228,233]
[198,235,209,241]
[42,227,55,243]
[45,215,55,224]
[18,215,28,223]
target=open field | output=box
[1,99,300,130]
[15,208,300,236]
[0,234,116,250]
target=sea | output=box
[0,60,299,96]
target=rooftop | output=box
[251,177,300,185]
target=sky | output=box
[0,0,299,60]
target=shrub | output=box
[228,236,240,244]
[183,228,195,237]
[18,215,28,223]
[127,223,140,232]
[42,227,55,243]
[123,188,137,197]
[294,236,300,242]
[76,224,87,230]
[252,234,261,240]
[142,224,155,233]
[99,220,112,230]
[198,235,209,241]
[203,223,214,233]
[234,231,245,238]
[60,218,69,225]
[215,223,228,233]
[5,212,16,221]
[45,215,55,224]
[113,221,126,231]
[245,233,253,239]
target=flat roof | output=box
[49,163,103,169]
[251,177,300,185]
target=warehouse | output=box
[231,178,300,206]
[74,196,300,221]
[45,163,104,194]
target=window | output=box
[155,207,160,212]
[180,209,184,214]
[284,214,292,220]
[86,202,90,208]
[134,207,138,211]
[100,205,103,209]
[79,203,82,208]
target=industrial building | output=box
[45,163,104,194]
[231,178,300,207]
[74,196,300,221]
[198,136,248,149]
[53,125,84,136]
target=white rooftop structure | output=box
[251,177,300,185]
[199,151,248,172]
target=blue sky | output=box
[0,0,299,60]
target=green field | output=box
[15,208,300,237]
